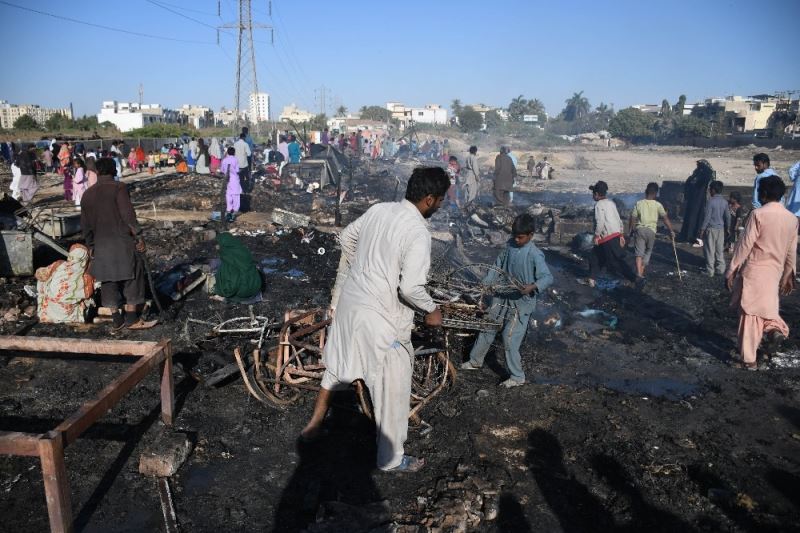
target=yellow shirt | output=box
[633,199,666,232]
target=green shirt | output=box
[632,199,666,232]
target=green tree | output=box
[73,115,99,131]
[309,113,328,130]
[660,99,672,118]
[507,96,546,123]
[358,105,391,121]
[508,95,526,121]
[673,94,686,116]
[335,105,347,117]
[591,102,615,129]
[127,123,190,137]
[45,113,69,130]
[672,116,712,137]
[484,109,503,129]
[457,106,483,132]
[13,114,39,130]
[562,91,591,121]
[451,99,463,116]
[608,107,657,139]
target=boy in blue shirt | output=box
[461,214,554,387]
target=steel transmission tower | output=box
[219,0,272,136]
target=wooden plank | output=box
[38,435,73,533]
[53,351,165,445]
[0,430,43,456]
[0,336,155,357]
[158,342,175,426]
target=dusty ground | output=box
[441,139,800,195]
[0,147,799,532]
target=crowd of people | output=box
[1,122,799,474]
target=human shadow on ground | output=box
[589,453,692,532]
[525,428,615,532]
[686,462,773,533]
[496,492,532,532]
[527,428,696,532]
[273,395,384,532]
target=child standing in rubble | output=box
[460,214,553,387]
[220,147,241,223]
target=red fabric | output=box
[597,232,622,245]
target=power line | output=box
[145,0,219,16]
[270,2,314,88]
[0,0,214,44]
[145,0,223,31]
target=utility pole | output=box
[138,83,144,107]
[315,85,330,116]
[218,0,272,137]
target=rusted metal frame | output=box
[0,337,174,533]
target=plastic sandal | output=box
[380,455,425,473]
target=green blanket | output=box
[215,233,262,299]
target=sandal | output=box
[126,319,159,330]
[380,455,425,473]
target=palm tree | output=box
[336,105,347,117]
[564,91,590,121]
[508,95,528,121]
[451,99,463,115]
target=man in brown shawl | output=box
[493,147,516,206]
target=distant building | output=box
[631,104,662,115]
[279,103,314,123]
[249,93,270,123]
[716,95,778,132]
[215,107,246,127]
[97,101,179,132]
[327,117,391,134]
[386,102,448,128]
[179,105,214,129]
[0,100,73,129]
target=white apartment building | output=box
[249,93,270,122]
[0,100,73,129]
[97,101,179,132]
[279,103,314,123]
[180,104,214,128]
[215,107,247,127]
[386,102,448,128]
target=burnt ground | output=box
[0,158,799,532]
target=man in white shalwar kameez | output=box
[300,167,450,472]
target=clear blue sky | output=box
[1,0,798,119]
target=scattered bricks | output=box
[139,431,194,478]
[203,230,217,241]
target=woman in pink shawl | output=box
[128,148,138,175]
[72,158,88,206]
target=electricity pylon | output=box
[218,0,272,136]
